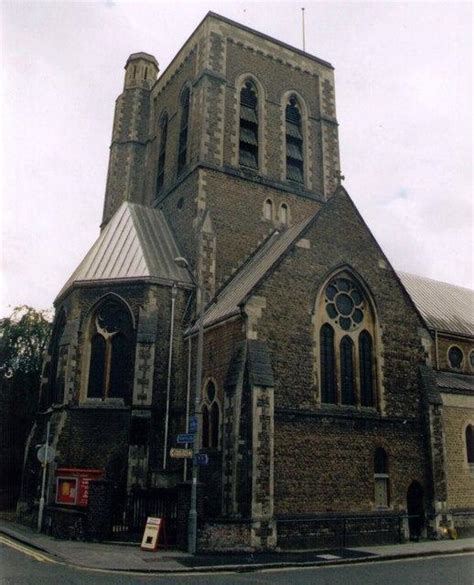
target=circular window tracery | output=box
[324,278,365,331]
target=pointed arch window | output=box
[201,381,220,449]
[279,203,289,225]
[285,96,304,184]
[359,330,374,407]
[466,425,474,464]
[87,299,134,404]
[239,80,259,169]
[320,324,336,404]
[317,273,378,410]
[340,336,355,405]
[264,199,273,220]
[177,88,190,174]
[156,113,168,194]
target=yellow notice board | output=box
[141,517,163,551]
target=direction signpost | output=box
[170,448,193,459]
[177,433,195,444]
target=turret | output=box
[102,53,159,226]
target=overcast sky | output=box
[1,1,472,317]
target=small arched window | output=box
[359,330,374,407]
[374,447,389,507]
[264,199,273,220]
[239,80,259,169]
[340,336,355,405]
[279,203,289,225]
[201,381,220,449]
[177,88,190,174]
[156,113,168,194]
[87,299,134,404]
[285,95,304,184]
[320,324,336,404]
[448,346,464,369]
[466,425,474,464]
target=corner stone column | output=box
[250,384,276,549]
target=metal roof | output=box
[57,202,192,301]
[398,272,474,337]
[189,214,315,333]
[436,371,474,394]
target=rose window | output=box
[324,278,365,331]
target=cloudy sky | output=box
[1,0,472,317]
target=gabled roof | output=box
[188,213,315,333]
[57,202,192,301]
[398,272,474,337]
[436,371,474,394]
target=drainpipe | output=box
[163,284,177,470]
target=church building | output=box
[18,12,473,550]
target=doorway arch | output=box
[406,481,424,540]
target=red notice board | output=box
[55,468,104,507]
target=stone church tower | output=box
[18,12,473,550]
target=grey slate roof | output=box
[57,202,192,301]
[436,371,474,394]
[190,214,315,333]
[398,272,474,337]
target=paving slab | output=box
[1,519,473,574]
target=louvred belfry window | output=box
[87,300,134,404]
[285,96,304,183]
[156,114,168,194]
[239,81,259,169]
[177,88,190,174]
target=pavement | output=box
[1,518,473,574]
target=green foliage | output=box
[0,306,52,376]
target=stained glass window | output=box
[340,336,355,405]
[359,330,374,407]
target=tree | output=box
[0,305,52,377]
[0,306,52,508]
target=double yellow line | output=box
[0,535,56,564]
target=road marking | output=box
[0,536,55,563]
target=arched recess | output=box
[280,89,310,188]
[82,294,135,405]
[233,73,267,172]
[314,267,381,410]
[177,84,192,175]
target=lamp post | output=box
[174,256,204,555]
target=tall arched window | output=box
[156,113,168,194]
[201,381,220,449]
[316,272,378,409]
[177,88,190,174]
[239,80,259,169]
[320,324,336,404]
[340,336,355,405]
[359,330,374,406]
[87,299,134,404]
[285,95,304,184]
[466,425,474,464]
[374,447,389,507]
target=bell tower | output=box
[102,53,159,225]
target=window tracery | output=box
[86,299,134,404]
[202,380,220,449]
[317,273,377,408]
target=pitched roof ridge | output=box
[397,270,474,293]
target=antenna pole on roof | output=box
[302,7,306,51]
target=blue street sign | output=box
[188,416,198,434]
[195,453,209,466]
[177,433,195,444]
